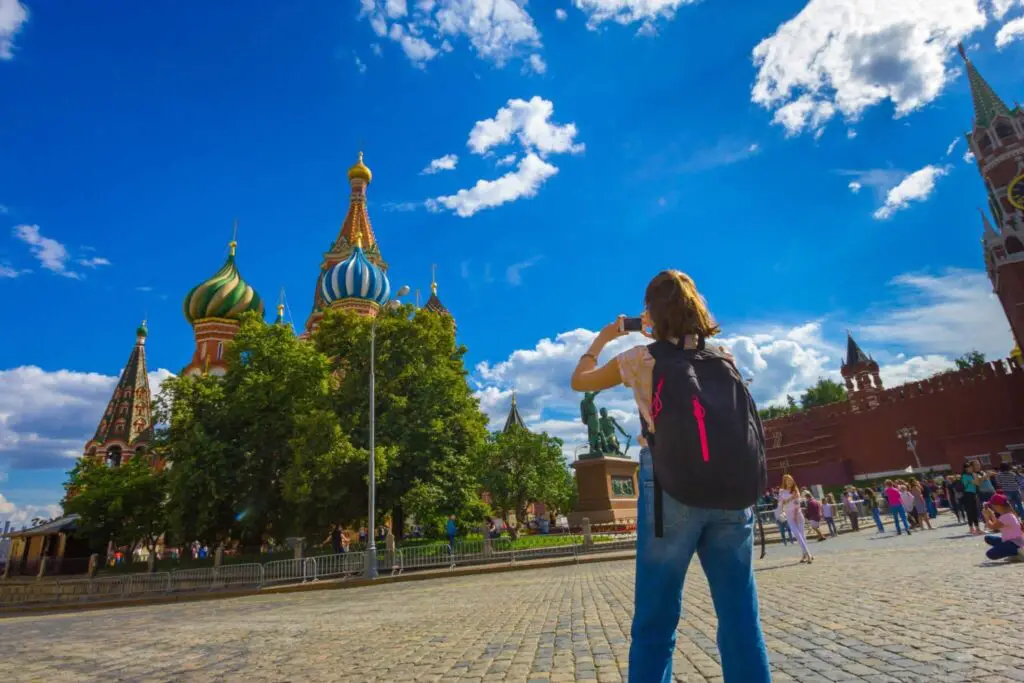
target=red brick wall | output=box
[764,357,1024,485]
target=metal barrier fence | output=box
[0,531,637,608]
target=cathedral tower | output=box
[961,45,1024,348]
[84,322,153,466]
[840,333,883,412]
[305,152,389,333]
[182,235,264,376]
[423,264,456,329]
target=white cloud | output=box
[371,42,383,56]
[496,153,517,167]
[355,55,367,73]
[0,0,28,60]
[360,0,541,70]
[0,365,174,472]
[427,153,558,217]
[468,96,584,156]
[946,137,961,156]
[505,255,542,285]
[848,181,862,193]
[421,153,459,174]
[964,149,976,163]
[470,268,1012,461]
[847,129,858,139]
[873,164,950,220]
[996,15,1024,47]
[555,8,568,20]
[77,257,111,269]
[380,200,422,212]
[573,0,697,34]
[527,53,547,74]
[836,167,906,201]
[751,0,988,137]
[0,493,62,528]
[0,262,27,278]
[13,225,81,279]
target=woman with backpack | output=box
[570,269,771,683]
[961,462,983,535]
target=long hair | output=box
[781,474,798,494]
[644,270,721,341]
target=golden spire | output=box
[352,221,364,249]
[431,263,438,295]
[229,219,238,257]
[348,150,372,184]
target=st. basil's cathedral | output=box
[83,152,452,467]
[84,47,1024,482]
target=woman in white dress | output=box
[778,474,813,563]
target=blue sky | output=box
[1,0,1021,524]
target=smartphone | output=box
[621,317,643,333]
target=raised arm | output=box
[571,319,628,393]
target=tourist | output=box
[883,480,911,535]
[945,476,964,523]
[842,489,860,532]
[773,502,792,546]
[980,493,1024,561]
[326,524,343,555]
[900,483,918,529]
[961,463,983,535]
[924,479,938,519]
[778,475,811,561]
[994,462,1024,517]
[445,515,458,548]
[862,488,885,532]
[910,481,933,530]
[569,269,771,682]
[822,494,838,537]
[804,491,827,542]
[977,466,997,505]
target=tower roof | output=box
[502,390,528,433]
[959,43,1013,129]
[424,264,451,317]
[87,323,153,452]
[331,152,382,263]
[843,333,871,367]
[183,236,264,324]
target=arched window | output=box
[106,446,122,468]
[1006,235,1024,254]
[995,121,1014,140]
[976,132,993,151]
[216,342,224,361]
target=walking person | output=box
[980,493,1024,561]
[773,503,792,546]
[823,494,838,537]
[883,480,911,535]
[570,269,771,683]
[945,476,964,523]
[445,515,458,548]
[863,488,885,532]
[911,481,933,530]
[961,463,983,535]
[843,489,860,532]
[900,483,918,529]
[804,492,828,542]
[994,463,1024,518]
[778,475,812,562]
[978,466,997,505]
[325,524,343,555]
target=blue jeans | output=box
[890,504,910,534]
[871,507,885,532]
[984,534,1021,560]
[776,520,792,544]
[630,448,771,683]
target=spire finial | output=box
[229,219,238,257]
[277,287,286,320]
[431,263,438,295]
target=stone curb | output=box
[0,550,636,618]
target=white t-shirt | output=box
[778,490,802,520]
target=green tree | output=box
[800,378,847,409]
[758,404,795,421]
[954,350,986,370]
[62,456,167,558]
[477,427,574,534]
[314,305,490,538]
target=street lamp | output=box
[896,427,921,469]
[366,285,410,579]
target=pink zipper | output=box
[692,395,709,462]
[651,378,665,421]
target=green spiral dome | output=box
[183,244,264,324]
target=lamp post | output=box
[366,285,409,579]
[896,427,921,469]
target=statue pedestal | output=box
[568,454,640,528]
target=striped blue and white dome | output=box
[320,246,391,307]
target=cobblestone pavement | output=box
[3,515,1023,682]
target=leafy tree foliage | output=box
[758,404,796,421]
[62,456,166,555]
[799,378,847,409]
[314,305,489,538]
[954,350,987,370]
[477,427,576,532]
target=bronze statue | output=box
[599,408,630,455]
[580,390,605,455]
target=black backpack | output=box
[642,339,767,541]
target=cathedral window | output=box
[1006,236,1024,254]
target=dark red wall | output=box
[763,357,1024,485]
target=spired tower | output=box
[305,152,390,332]
[961,45,1024,348]
[182,236,264,376]
[502,389,528,433]
[423,264,456,329]
[84,322,153,466]
[840,333,883,412]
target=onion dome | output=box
[183,240,264,323]
[319,228,391,306]
[348,151,372,184]
[136,320,148,339]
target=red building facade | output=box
[763,47,1024,486]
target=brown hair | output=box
[781,474,798,494]
[645,270,721,342]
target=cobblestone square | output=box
[3,517,1023,682]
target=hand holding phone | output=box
[620,316,643,333]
